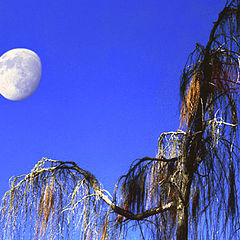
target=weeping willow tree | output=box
[1,1,240,239]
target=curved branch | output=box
[2,158,176,225]
[206,4,236,52]
[111,202,176,221]
[58,159,176,221]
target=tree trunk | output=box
[176,158,191,240]
[176,203,188,240]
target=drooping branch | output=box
[1,156,178,239]
[59,159,177,220]
[205,1,237,52]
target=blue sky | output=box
[0,0,227,204]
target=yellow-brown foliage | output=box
[36,180,55,239]
[180,73,201,128]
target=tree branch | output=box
[4,158,175,223]
[61,159,176,220]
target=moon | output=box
[0,48,42,101]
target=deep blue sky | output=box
[0,0,226,200]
